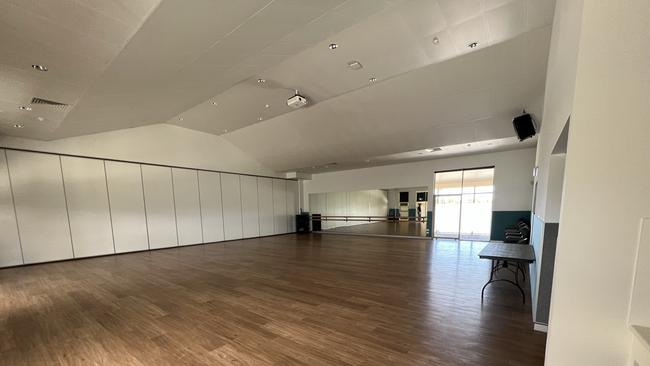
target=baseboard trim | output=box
[534,323,548,333]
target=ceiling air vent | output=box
[31,97,70,111]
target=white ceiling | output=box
[0,0,555,173]
[171,0,555,135]
[0,0,160,135]
[223,26,551,172]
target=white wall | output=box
[544,0,650,365]
[0,124,279,178]
[0,149,299,268]
[304,148,535,213]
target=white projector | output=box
[287,92,308,109]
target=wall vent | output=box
[30,97,70,111]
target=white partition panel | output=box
[198,171,224,243]
[221,173,243,240]
[105,161,148,253]
[258,177,274,236]
[326,192,347,229]
[273,179,288,234]
[172,168,203,246]
[240,176,260,238]
[0,150,22,267]
[6,151,73,263]
[141,165,178,249]
[61,157,114,258]
[286,180,298,232]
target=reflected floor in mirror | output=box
[323,221,429,237]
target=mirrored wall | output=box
[308,187,431,237]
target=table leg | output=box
[482,260,527,304]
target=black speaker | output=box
[296,213,311,233]
[513,113,536,141]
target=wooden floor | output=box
[0,234,546,365]
[325,221,428,237]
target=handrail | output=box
[309,214,427,222]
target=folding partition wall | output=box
[0,148,299,268]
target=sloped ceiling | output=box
[0,0,555,173]
[222,26,551,172]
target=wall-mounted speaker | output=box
[513,113,537,141]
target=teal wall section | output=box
[490,211,531,240]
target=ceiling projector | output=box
[287,91,308,109]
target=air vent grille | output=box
[31,97,70,111]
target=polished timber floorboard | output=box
[0,234,546,365]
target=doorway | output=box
[433,167,494,241]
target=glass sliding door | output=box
[434,167,494,241]
[433,170,463,238]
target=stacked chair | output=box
[504,219,530,244]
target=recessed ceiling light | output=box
[211,101,217,106]
[347,61,363,70]
[31,64,48,72]
[265,104,270,108]
[258,117,263,121]
[257,78,266,83]
[19,106,32,111]
[432,37,440,45]
[468,42,479,48]
[328,43,338,50]
[13,124,24,128]
[369,77,377,83]
[37,116,44,121]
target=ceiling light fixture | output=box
[265,104,270,108]
[258,117,263,121]
[37,116,44,121]
[328,43,338,50]
[211,101,217,106]
[425,148,434,152]
[432,37,440,44]
[31,64,48,72]
[468,42,479,48]
[19,106,32,111]
[13,124,24,128]
[369,77,377,83]
[347,60,363,70]
[257,78,266,83]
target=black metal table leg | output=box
[481,260,526,304]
